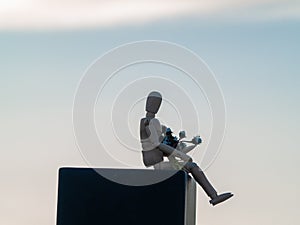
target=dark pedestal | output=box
[56,168,196,225]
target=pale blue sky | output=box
[0,1,300,225]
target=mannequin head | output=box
[145,91,162,117]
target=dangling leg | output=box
[185,162,233,206]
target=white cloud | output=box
[0,0,299,31]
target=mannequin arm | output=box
[147,118,162,147]
[180,144,197,154]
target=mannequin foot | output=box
[209,193,233,206]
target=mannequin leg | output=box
[185,162,233,206]
[158,143,192,162]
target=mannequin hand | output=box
[179,131,186,139]
[192,136,202,145]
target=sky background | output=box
[0,1,300,225]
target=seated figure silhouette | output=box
[140,91,233,206]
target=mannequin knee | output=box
[184,162,201,172]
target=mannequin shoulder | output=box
[149,118,161,126]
